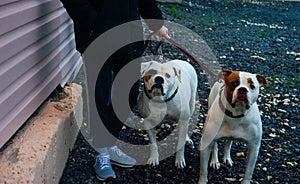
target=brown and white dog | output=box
[138,60,197,168]
[198,70,270,184]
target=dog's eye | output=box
[250,84,256,90]
[231,80,239,87]
[165,73,171,78]
[147,69,157,75]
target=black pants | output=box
[94,55,140,147]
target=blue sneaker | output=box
[94,153,116,181]
[108,146,136,167]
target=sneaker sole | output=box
[111,160,135,168]
[93,165,116,182]
[95,174,116,182]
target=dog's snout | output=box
[238,87,248,94]
[155,76,164,84]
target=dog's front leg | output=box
[242,143,260,184]
[146,126,159,166]
[175,119,189,168]
[198,143,213,184]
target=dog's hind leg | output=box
[223,140,233,166]
[210,142,220,169]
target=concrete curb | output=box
[0,83,83,184]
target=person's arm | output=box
[138,0,163,31]
[139,0,170,39]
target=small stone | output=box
[155,173,162,177]
[236,152,245,157]
[269,133,278,138]
[278,109,287,113]
[225,178,237,181]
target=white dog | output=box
[138,60,197,168]
[198,70,270,184]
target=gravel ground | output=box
[60,0,300,183]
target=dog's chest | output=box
[218,117,261,142]
[154,103,181,121]
[164,105,181,120]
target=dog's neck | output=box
[143,85,178,103]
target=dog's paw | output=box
[185,137,194,149]
[198,176,208,184]
[147,156,159,166]
[223,156,233,167]
[209,160,220,170]
[175,153,186,168]
[241,178,251,184]
[175,158,186,168]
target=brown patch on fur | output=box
[144,75,151,82]
[221,70,240,104]
[173,67,181,82]
[219,70,232,79]
[256,74,271,86]
[247,78,254,84]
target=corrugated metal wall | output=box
[0,0,82,148]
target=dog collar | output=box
[144,85,178,103]
[218,86,245,118]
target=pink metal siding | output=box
[0,0,82,148]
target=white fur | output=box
[199,71,266,184]
[138,60,197,168]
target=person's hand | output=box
[155,25,171,40]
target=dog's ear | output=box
[256,74,271,87]
[141,61,153,77]
[219,70,232,80]
[173,67,181,82]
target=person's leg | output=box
[93,57,137,181]
[112,56,141,112]
[95,60,124,143]
[93,60,120,181]
[95,55,140,144]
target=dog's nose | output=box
[154,76,164,84]
[238,87,248,94]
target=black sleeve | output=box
[138,0,164,31]
[60,0,98,53]
[60,0,97,30]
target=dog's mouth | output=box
[148,83,165,96]
[232,94,250,109]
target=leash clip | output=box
[145,32,164,58]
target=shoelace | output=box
[111,146,127,157]
[98,154,110,170]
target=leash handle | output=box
[144,33,219,82]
